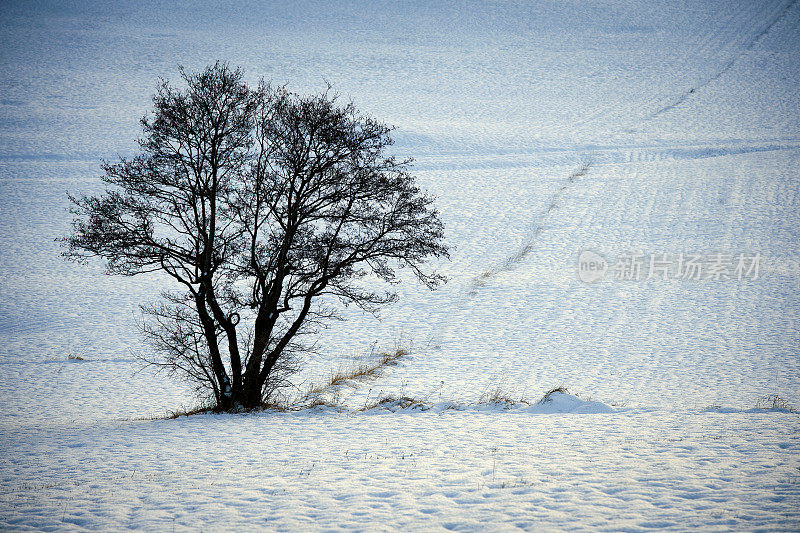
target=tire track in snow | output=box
[460,1,795,300]
[415,162,591,358]
[652,0,798,116]
[451,138,799,301]
[558,0,790,138]
[464,163,591,297]
[481,0,799,299]
[562,1,761,139]
[417,0,796,357]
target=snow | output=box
[1,409,797,531]
[1,0,799,530]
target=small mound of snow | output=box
[525,391,615,414]
[362,397,429,413]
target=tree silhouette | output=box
[63,63,448,410]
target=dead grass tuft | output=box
[361,395,428,411]
[537,386,569,404]
[478,387,530,408]
[755,394,797,413]
[165,404,217,418]
[296,348,408,407]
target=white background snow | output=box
[0,0,799,530]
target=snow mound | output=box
[361,392,615,414]
[524,391,615,414]
[362,396,430,413]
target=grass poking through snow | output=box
[297,348,408,408]
[755,394,796,413]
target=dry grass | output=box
[478,387,531,408]
[296,348,408,408]
[141,372,596,420]
[755,394,796,413]
[148,348,411,418]
[478,386,573,408]
[165,405,217,418]
[360,395,428,411]
[123,402,218,421]
[537,386,569,404]
[302,397,347,410]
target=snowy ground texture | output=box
[1,0,800,530]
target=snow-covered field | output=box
[1,0,799,530]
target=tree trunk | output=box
[193,291,233,410]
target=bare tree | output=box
[63,63,448,410]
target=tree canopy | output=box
[63,63,448,410]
